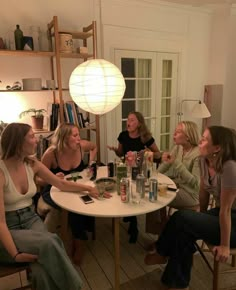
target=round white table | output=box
[51,166,177,290]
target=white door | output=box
[106,49,178,161]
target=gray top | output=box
[200,158,236,209]
[158,145,200,200]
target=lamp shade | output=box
[69,59,126,115]
[191,101,211,119]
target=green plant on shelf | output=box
[19,108,46,119]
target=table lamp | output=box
[69,59,126,115]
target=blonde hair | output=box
[51,123,79,151]
[180,121,200,146]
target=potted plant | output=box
[19,108,46,130]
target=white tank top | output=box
[0,160,37,212]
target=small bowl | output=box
[95,177,116,192]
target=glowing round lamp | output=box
[69,59,126,115]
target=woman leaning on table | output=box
[144,126,236,290]
[36,122,101,265]
[0,123,102,290]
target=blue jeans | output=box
[156,208,236,289]
[0,206,83,290]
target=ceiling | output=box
[161,0,236,6]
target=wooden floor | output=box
[1,215,236,290]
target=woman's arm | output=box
[80,139,97,164]
[199,176,210,212]
[0,170,37,262]
[107,143,123,157]
[148,142,161,160]
[213,187,236,262]
[32,159,100,198]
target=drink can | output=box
[120,177,130,203]
[90,161,97,181]
[136,174,145,198]
[108,161,114,177]
[149,178,158,202]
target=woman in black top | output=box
[108,111,161,160]
[108,111,161,242]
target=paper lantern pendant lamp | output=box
[69,59,126,115]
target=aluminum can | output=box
[108,161,114,177]
[120,177,130,203]
[149,178,158,202]
[136,174,146,198]
[90,161,97,181]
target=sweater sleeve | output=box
[173,156,200,188]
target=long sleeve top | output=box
[158,145,200,200]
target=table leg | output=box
[113,217,120,290]
[60,209,69,252]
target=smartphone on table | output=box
[80,194,94,204]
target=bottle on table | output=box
[116,158,127,195]
[14,24,23,50]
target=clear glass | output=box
[131,182,141,204]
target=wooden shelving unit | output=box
[0,16,100,162]
[47,16,100,162]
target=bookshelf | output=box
[47,16,100,162]
[0,16,100,162]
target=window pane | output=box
[137,59,151,78]
[161,117,170,133]
[122,121,126,131]
[162,80,172,98]
[162,60,172,78]
[137,80,151,99]
[160,135,170,151]
[124,80,135,99]
[122,100,135,119]
[161,99,171,115]
[136,100,151,117]
[121,58,135,77]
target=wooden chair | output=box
[195,242,236,290]
[0,263,33,290]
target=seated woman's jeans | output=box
[155,208,236,289]
[0,206,83,290]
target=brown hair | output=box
[208,126,236,172]
[128,111,152,143]
[1,123,31,160]
[51,123,79,151]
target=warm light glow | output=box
[69,59,126,115]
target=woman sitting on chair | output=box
[37,122,103,265]
[0,123,102,289]
[158,121,200,209]
[144,126,236,290]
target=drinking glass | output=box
[131,182,141,204]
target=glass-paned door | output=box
[156,53,178,151]
[108,50,178,160]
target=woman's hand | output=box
[212,245,230,263]
[107,145,117,152]
[55,172,65,179]
[88,187,99,199]
[162,152,175,164]
[103,191,112,198]
[15,252,38,263]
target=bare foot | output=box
[144,252,168,265]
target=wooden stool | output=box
[0,263,33,290]
[195,242,236,290]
